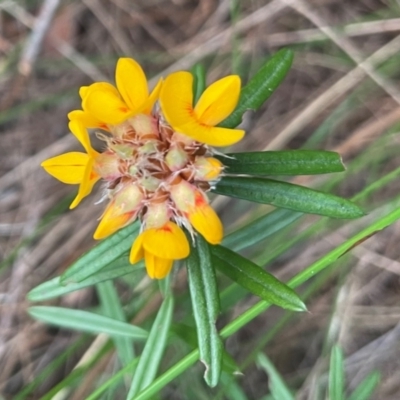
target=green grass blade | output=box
[187,236,223,387]
[220,372,248,400]
[97,280,135,367]
[219,150,345,175]
[222,208,303,251]
[220,48,293,128]
[127,295,174,398]
[212,245,306,312]
[347,371,380,400]
[28,258,144,301]
[256,353,294,400]
[60,222,139,284]
[329,345,345,400]
[214,176,365,219]
[86,358,139,400]
[28,306,148,339]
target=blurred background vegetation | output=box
[2,0,400,399]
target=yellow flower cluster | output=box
[41,58,244,279]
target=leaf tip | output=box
[290,300,308,313]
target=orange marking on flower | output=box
[89,171,98,180]
[194,191,206,207]
[161,224,173,233]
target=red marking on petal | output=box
[194,191,206,207]
[161,224,172,233]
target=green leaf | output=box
[192,63,206,104]
[187,236,223,387]
[220,48,293,129]
[218,150,345,175]
[220,372,248,400]
[86,357,139,400]
[28,306,148,339]
[27,256,144,301]
[329,345,345,400]
[257,353,294,400]
[127,295,174,398]
[60,221,139,284]
[97,280,135,367]
[348,371,380,400]
[213,176,365,219]
[223,208,303,251]
[212,245,306,312]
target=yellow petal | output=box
[81,82,119,99]
[160,71,194,126]
[188,200,223,245]
[82,87,132,125]
[194,75,241,126]
[130,233,145,264]
[160,71,244,146]
[68,120,97,156]
[68,110,108,130]
[93,201,137,240]
[70,158,100,209]
[144,252,173,279]
[41,152,89,184]
[177,119,245,147]
[79,86,89,100]
[116,58,148,112]
[140,78,163,114]
[142,221,189,260]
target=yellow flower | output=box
[130,222,190,279]
[41,120,100,209]
[42,57,246,279]
[159,71,245,147]
[68,58,162,127]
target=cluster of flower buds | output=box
[42,58,244,278]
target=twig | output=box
[18,0,60,76]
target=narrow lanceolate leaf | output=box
[257,353,295,400]
[28,306,148,339]
[329,345,345,400]
[223,208,303,251]
[214,176,365,219]
[187,236,223,387]
[127,296,174,398]
[218,150,345,176]
[97,281,135,368]
[348,371,380,400]
[60,221,139,284]
[28,257,144,302]
[220,48,293,129]
[212,245,306,312]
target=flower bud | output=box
[144,202,171,229]
[129,114,159,139]
[113,182,144,215]
[165,144,189,171]
[169,180,197,214]
[193,156,223,180]
[108,142,135,159]
[93,151,122,181]
[140,175,161,191]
